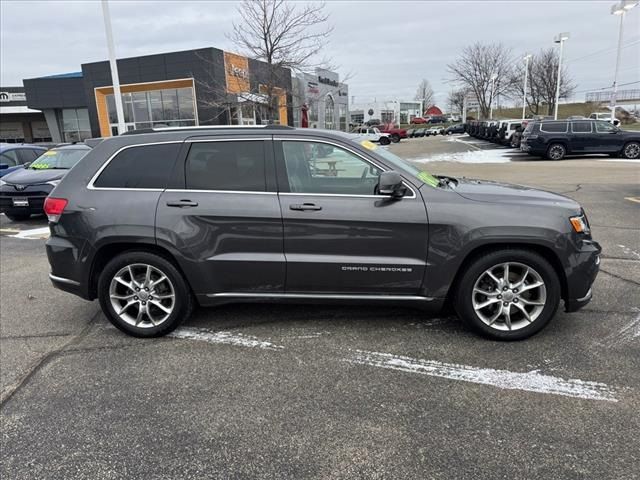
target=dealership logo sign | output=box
[318,76,339,87]
[230,65,248,79]
[0,91,27,102]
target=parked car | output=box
[427,116,447,124]
[0,144,48,178]
[406,129,416,138]
[373,124,408,143]
[46,125,600,341]
[589,112,621,127]
[0,144,91,221]
[413,128,426,138]
[444,124,465,135]
[520,120,640,160]
[497,120,522,145]
[352,126,392,145]
[425,127,441,136]
[410,117,427,124]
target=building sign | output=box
[0,92,27,102]
[318,76,339,87]
[307,82,320,94]
[224,52,250,94]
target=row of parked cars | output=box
[0,142,93,221]
[407,124,465,138]
[466,117,640,160]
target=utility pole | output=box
[101,0,126,135]
[553,32,570,120]
[522,54,532,120]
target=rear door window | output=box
[93,143,181,189]
[0,150,19,166]
[571,121,592,133]
[185,141,266,191]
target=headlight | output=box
[0,179,6,186]
[47,179,61,187]
[570,214,590,234]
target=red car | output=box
[375,124,408,143]
[410,117,427,124]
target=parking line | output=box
[9,227,50,239]
[625,197,640,204]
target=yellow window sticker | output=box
[43,151,57,156]
[360,140,377,151]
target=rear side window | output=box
[540,122,568,133]
[94,143,181,189]
[185,141,265,191]
[572,121,592,133]
[595,121,616,133]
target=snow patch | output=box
[169,327,283,350]
[617,244,640,260]
[411,149,513,164]
[346,350,618,402]
[9,226,50,240]
[602,311,640,347]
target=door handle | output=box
[289,203,322,211]
[166,199,199,208]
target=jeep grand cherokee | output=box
[45,126,601,340]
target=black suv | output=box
[46,126,600,340]
[521,120,640,160]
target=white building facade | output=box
[349,100,423,126]
[292,69,349,131]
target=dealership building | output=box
[291,69,349,130]
[0,86,51,143]
[22,47,296,142]
[349,100,424,126]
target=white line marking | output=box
[346,350,618,402]
[169,327,283,350]
[602,311,640,347]
[601,159,640,163]
[9,226,50,239]
[617,244,640,260]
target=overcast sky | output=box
[1,0,638,108]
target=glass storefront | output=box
[324,95,335,130]
[339,104,347,131]
[62,108,91,142]
[106,87,196,134]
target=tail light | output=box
[44,197,68,223]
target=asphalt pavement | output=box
[1,135,639,479]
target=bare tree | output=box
[447,89,466,116]
[227,0,333,122]
[447,43,514,119]
[508,48,576,116]
[414,79,435,110]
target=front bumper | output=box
[0,183,53,215]
[564,240,601,313]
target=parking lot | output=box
[1,134,639,479]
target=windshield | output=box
[354,140,440,188]
[30,148,89,170]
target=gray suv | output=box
[45,126,600,340]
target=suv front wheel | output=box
[454,249,561,340]
[546,143,566,160]
[98,251,193,337]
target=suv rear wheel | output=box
[454,249,561,340]
[98,251,193,337]
[547,143,566,160]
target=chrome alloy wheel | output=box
[472,262,547,331]
[624,142,640,159]
[548,144,565,160]
[109,263,175,328]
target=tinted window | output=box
[282,141,382,195]
[185,141,265,191]
[572,121,592,133]
[0,150,19,166]
[540,122,568,133]
[595,121,616,133]
[94,143,180,189]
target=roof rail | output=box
[120,125,295,136]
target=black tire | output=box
[453,249,561,341]
[546,143,566,160]
[622,141,640,160]
[379,136,391,146]
[5,212,31,222]
[390,133,400,143]
[98,251,194,338]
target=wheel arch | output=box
[88,241,193,300]
[445,242,568,304]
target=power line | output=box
[572,80,640,95]
[565,38,640,64]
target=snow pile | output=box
[410,149,513,164]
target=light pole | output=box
[522,54,533,120]
[489,73,498,120]
[610,1,638,123]
[553,32,570,120]
[101,0,126,135]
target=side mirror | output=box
[0,164,8,170]
[378,171,406,198]
[23,162,31,168]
